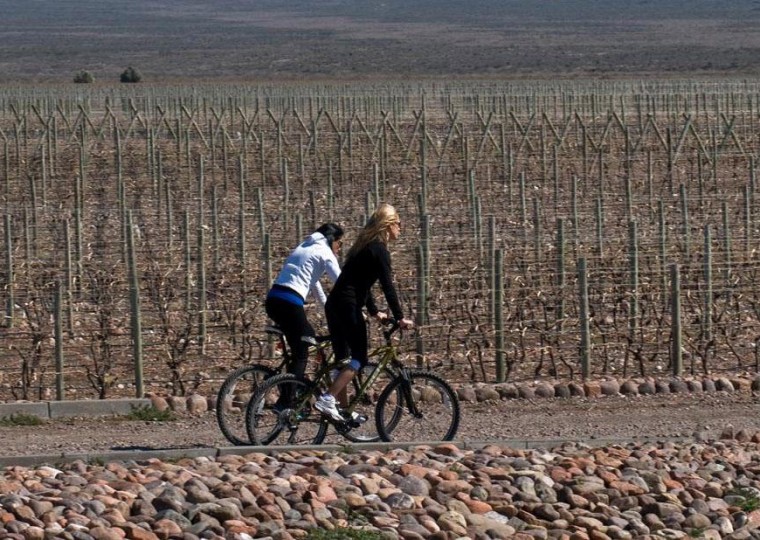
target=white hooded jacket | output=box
[272,232,341,306]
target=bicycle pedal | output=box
[343,412,368,428]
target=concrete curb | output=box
[0,399,152,420]
[0,436,693,469]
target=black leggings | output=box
[325,299,368,368]
[265,296,314,379]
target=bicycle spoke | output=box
[376,371,460,442]
[246,374,327,446]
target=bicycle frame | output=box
[320,322,419,420]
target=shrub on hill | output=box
[73,70,94,83]
[120,66,142,83]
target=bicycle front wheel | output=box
[375,370,460,442]
[338,362,396,443]
[216,364,276,445]
[245,373,328,446]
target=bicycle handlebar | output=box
[381,318,402,342]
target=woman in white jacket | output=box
[265,223,343,382]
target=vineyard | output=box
[1,79,760,401]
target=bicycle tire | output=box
[338,362,396,443]
[245,373,328,446]
[375,370,460,442]
[215,364,276,445]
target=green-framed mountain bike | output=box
[244,320,460,446]
[216,324,387,445]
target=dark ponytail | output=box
[316,223,344,247]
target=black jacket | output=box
[326,240,404,320]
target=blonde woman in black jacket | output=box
[315,204,414,421]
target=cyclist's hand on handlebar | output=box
[399,318,414,329]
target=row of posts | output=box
[414,220,690,383]
[12,215,692,398]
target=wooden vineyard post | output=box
[519,172,527,267]
[571,176,579,253]
[416,244,426,369]
[745,185,752,257]
[328,163,335,221]
[3,140,9,212]
[263,233,272,291]
[211,186,219,275]
[703,224,713,373]
[308,190,316,231]
[420,213,430,301]
[126,210,144,398]
[23,208,31,264]
[263,231,273,357]
[63,219,74,336]
[578,257,590,381]
[596,197,604,259]
[184,211,191,311]
[552,145,559,215]
[4,214,13,327]
[256,187,265,240]
[533,199,542,271]
[659,200,668,295]
[54,280,64,400]
[283,159,290,230]
[197,222,207,355]
[74,175,83,298]
[295,213,303,246]
[557,218,566,329]
[259,130,266,186]
[494,248,505,383]
[629,220,639,361]
[164,170,174,254]
[647,150,654,210]
[722,201,732,302]
[598,148,604,198]
[487,216,496,322]
[680,183,690,259]
[670,263,683,377]
[237,166,246,305]
[40,145,47,207]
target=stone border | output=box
[3,373,759,420]
[0,436,693,469]
[456,373,760,403]
[0,398,151,420]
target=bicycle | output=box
[244,320,460,446]
[216,324,388,445]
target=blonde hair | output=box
[345,203,399,261]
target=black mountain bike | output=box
[216,324,387,445]
[245,321,460,446]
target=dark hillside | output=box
[1,1,759,82]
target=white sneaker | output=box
[315,394,344,422]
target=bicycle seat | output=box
[265,324,285,337]
[302,335,331,345]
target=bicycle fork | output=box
[398,369,423,418]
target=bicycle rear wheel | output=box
[375,370,460,442]
[338,362,396,443]
[216,364,276,445]
[245,373,328,446]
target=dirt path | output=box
[2,391,758,459]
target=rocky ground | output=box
[3,387,760,539]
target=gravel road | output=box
[2,391,759,459]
